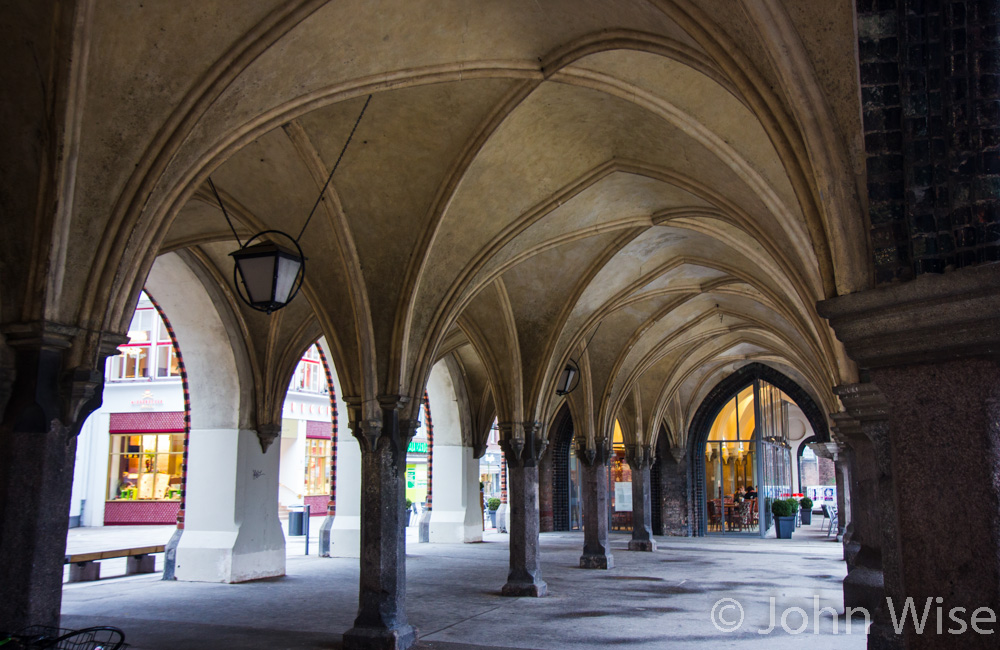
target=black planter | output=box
[405,510,412,527]
[800,509,812,525]
[775,515,795,539]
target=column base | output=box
[318,515,334,557]
[342,624,416,650]
[866,622,904,650]
[628,539,657,552]
[579,553,614,569]
[501,579,548,597]
[417,510,431,543]
[843,565,884,613]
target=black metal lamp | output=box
[555,360,580,396]
[229,231,305,314]
[209,95,371,314]
[554,323,601,397]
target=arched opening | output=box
[687,363,829,537]
[72,290,189,528]
[548,405,577,532]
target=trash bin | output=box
[288,505,305,536]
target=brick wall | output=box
[858,0,1000,283]
[658,453,689,536]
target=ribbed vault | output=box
[49,0,869,435]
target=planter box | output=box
[775,515,795,539]
[488,510,497,528]
[800,509,812,525]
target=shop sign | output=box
[407,441,428,454]
[131,389,163,410]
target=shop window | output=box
[107,433,184,501]
[305,438,330,495]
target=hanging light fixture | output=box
[555,360,580,396]
[209,95,372,314]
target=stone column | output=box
[0,324,122,632]
[659,447,689,536]
[820,263,1000,650]
[328,424,362,557]
[498,422,547,597]
[833,448,851,540]
[175,425,285,583]
[342,399,416,650]
[832,388,899,648]
[496,451,508,533]
[577,440,613,569]
[626,444,656,552]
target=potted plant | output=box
[799,496,813,525]
[405,498,413,527]
[771,497,798,539]
[487,497,501,528]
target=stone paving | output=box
[61,519,864,649]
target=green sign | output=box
[407,441,428,454]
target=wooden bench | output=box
[64,545,165,582]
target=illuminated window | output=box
[305,438,331,495]
[107,433,184,501]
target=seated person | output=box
[744,485,757,499]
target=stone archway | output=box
[686,362,830,537]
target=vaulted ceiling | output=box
[54,0,871,443]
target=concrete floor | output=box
[61,519,864,649]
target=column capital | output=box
[817,263,1000,369]
[256,423,281,454]
[497,421,548,467]
[624,443,653,469]
[574,438,611,466]
[834,383,890,423]
[349,418,383,453]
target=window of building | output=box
[107,433,184,501]
[289,344,329,394]
[305,438,331,495]
[106,293,181,382]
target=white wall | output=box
[426,361,481,543]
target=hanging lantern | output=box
[555,359,581,396]
[230,231,305,314]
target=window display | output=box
[305,438,330,495]
[107,433,184,501]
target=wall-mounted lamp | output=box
[209,95,372,314]
[554,322,601,397]
[555,360,580,396]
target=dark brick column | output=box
[658,447,689,536]
[538,447,554,533]
[626,444,656,552]
[498,423,547,597]
[343,399,417,650]
[0,324,122,632]
[820,263,1000,650]
[577,440,613,569]
[858,0,1000,284]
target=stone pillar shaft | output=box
[874,360,1000,650]
[0,326,119,632]
[627,445,656,552]
[498,423,547,597]
[577,442,613,569]
[343,404,416,650]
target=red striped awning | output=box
[109,411,185,434]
